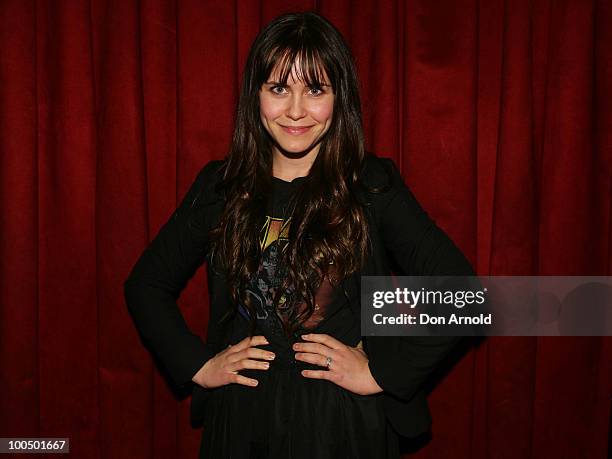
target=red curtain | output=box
[1,1,610,458]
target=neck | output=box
[272,145,319,181]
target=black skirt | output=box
[198,357,400,459]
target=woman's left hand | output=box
[293,333,383,396]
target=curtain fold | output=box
[1,0,610,457]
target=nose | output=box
[286,93,306,121]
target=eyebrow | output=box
[264,80,332,86]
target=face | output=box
[259,62,335,157]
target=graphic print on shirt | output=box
[260,216,290,252]
[238,214,334,339]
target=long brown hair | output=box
[208,12,370,336]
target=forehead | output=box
[266,52,331,85]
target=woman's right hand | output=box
[191,335,275,388]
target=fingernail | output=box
[251,380,258,386]
[267,353,275,360]
[262,362,269,369]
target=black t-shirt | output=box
[237,175,338,345]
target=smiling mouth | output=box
[279,125,314,135]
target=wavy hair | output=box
[208,12,370,337]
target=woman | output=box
[125,11,474,459]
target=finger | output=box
[293,342,335,357]
[230,335,269,352]
[300,369,338,381]
[227,359,270,372]
[245,346,276,360]
[230,373,260,387]
[227,347,275,364]
[301,333,344,350]
[295,352,337,369]
[249,335,270,346]
[231,336,252,351]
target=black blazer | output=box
[124,153,474,438]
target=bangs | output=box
[262,46,333,88]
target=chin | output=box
[280,143,312,153]
[273,136,318,154]
[277,143,319,156]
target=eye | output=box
[270,85,288,95]
[308,86,325,96]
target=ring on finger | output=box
[325,356,333,369]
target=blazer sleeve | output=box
[124,160,222,390]
[366,158,475,402]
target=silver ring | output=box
[325,356,333,369]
